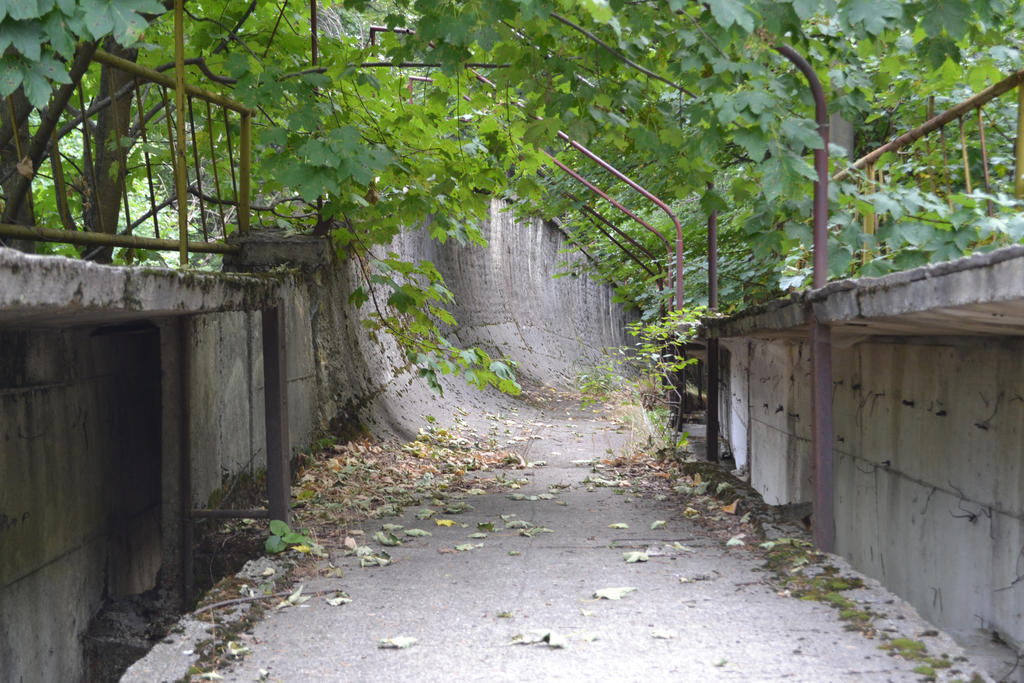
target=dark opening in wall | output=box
[82,322,167,682]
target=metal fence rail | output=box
[0,46,254,265]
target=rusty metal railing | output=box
[834,67,1024,264]
[0,45,254,266]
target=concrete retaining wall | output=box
[712,246,1024,649]
[0,199,632,682]
[308,201,634,440]
[0,291,317,683]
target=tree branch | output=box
[2,42,99,224]
[548,12,697,98]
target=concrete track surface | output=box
[126,391,994,683]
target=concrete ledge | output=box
[223,231,331,272]
[0,247,279,328]
[707,245,1024,339]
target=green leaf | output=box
[0,57,24,98]
[83,2,114,38]
[378,636,417,649]
[7,0,40,21]
[108,0,161,45]
[841,0,902,36]
[580,0,613,23]
[269,519,290,536]
[2,21,43,61]
[374,530,403,546]
[21,67,51,108]
[593,586,637,600]
[918,0,972,40]
[789,0,818,20]
[707,0,755,32]
[733,127,768,162]
[404,528,432,537]
[916,35,961,71]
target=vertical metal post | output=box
[173,0,189,266]
[239,112,251,233]
[706,185,719,462]
[1016,84,1024,199]
[775,44,834,552]
[959,116,973,194]
[977,108,993,215]
[311,0,325,235]
[262,305,291,523]
[180,317,194,607]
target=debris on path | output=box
[125,387,994,682]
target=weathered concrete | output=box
[708,245,1024,661]
[0,253,316,683]
[0,324,162,683]
[307,201,634,440]
[0,248,279,327]
[0,198,633,682]
[127,394,994,682]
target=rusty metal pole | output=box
[1016,84,1024,198]
[541,150,674,275]
[556,132,684,310]
[262,305,291,523]
[706,183,719,462]
[180,317,194,607]
[775,44,834,552]
[173,0,189,266]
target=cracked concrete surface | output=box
[127,392,994,682]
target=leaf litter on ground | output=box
[378,636,417,649]
[593,586,637,600]
[285,425,519,548]
[511,629,568,648]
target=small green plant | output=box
[575,358,625,407]
[626,307,707,391]
[265,519,316,554]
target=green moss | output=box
[912,664,935,678]
[885,638,927,656]
[924,656,952,669]
[839,608,873,624]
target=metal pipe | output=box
[834,66,1024,182]
[239,112,251,233]
[774,43,834,552]
[174,0,188,266]
[190,509,270,519]
[555,185,660,262]
[556,131,684,309]
[1017,84,1024,198]
[706,182,719,462]
[0,222,241,253]
[469,69,685,308]
[93,49,254,115]
[578,208,657,277]
[977,107,993,215]
[262,305,291,524]
[180,317,194,608]
[541,150,674,276]
[959,116,973,194]
[369,25,417,46]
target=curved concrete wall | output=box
[308,199,635,438]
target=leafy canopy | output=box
[3,0,1024,357]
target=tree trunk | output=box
[0,91,37,252]
[83,39,139,262]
